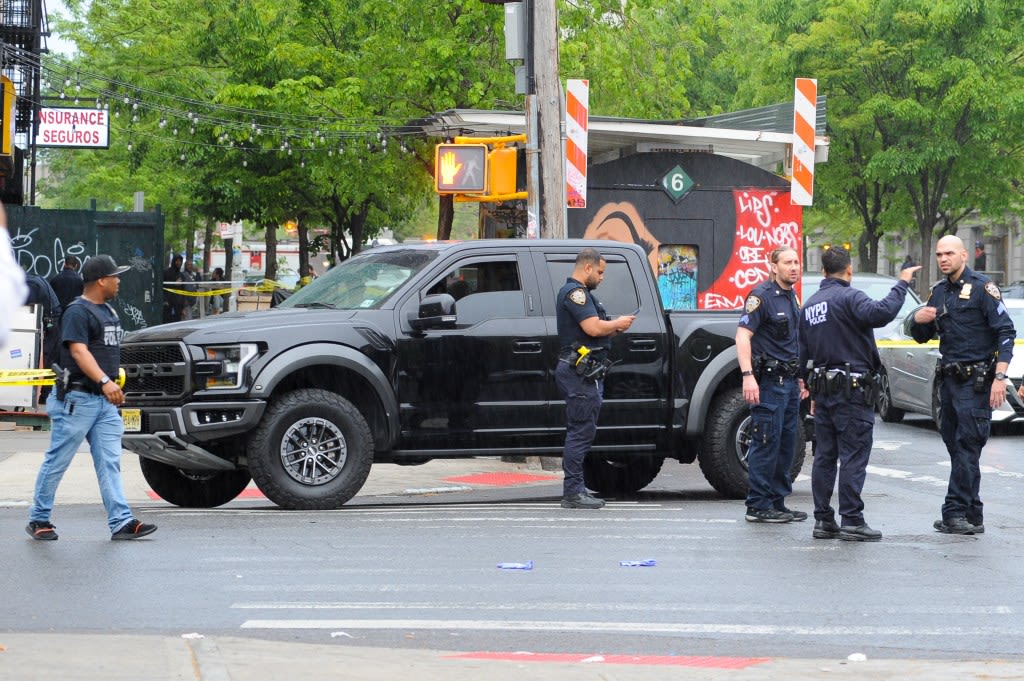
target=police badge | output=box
[569,288,587,305]
[745,296,761,313]
[985,281,1001,300]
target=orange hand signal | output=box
[440,151,463,185]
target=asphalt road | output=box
[2,414,1023,666]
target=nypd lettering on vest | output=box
[804,301,828,326]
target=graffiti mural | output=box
[700,189,802,310]
[6,206,165,331]
[656,245,698,311]
[569,151,801,311]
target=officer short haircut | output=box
[64,255,80,268]
[576,247,604,268]
[822,246,851,275]
[769,246,797,264]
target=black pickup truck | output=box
[119,239,804,509]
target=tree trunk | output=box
[265,223,278,280]
[437,194,454,240]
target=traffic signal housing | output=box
[435,143,488,194]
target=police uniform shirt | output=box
[738,279,800,361]
[60,300,123,385]
[911,267,1015,365]
[556,277,611,353]
[800,277,909,374]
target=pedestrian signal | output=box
[435,143,488,194]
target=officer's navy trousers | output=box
[811,391,874,526]
[745,376,800,511]
[938,377,990,525]
[556,362,603,497]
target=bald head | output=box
[935,235,968,279]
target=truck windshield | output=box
[280,249,436,310]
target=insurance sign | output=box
[37,107,110,148]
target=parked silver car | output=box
[875,298,1024,426]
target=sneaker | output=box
[812,519,841,539]
[560,493,605,509]
[111,519,158,540]
[969,522,985,534]
[745,507,793,523]
[933,518,975,535]
[26,521,58,541]
[839,524,882,542]
[777,506,808,521]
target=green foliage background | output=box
[39,0,1024,278]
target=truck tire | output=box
[247,389,374,510]
[583,455,664,496]
[697,388,806,499]
[139,458,252,508]
[876,371,905,423]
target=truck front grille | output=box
[121,342,190,399]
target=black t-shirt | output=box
[59,300,123,385]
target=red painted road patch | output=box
[445,652,770,669]
[443,472,560,487]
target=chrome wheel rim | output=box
[280,417,348,485]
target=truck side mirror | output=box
[408,293,457,330]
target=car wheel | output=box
[247,388,374,510]
[583,455,664,496]
[876,371,905,423]
[697,388,806,499]
[139,458,252,508]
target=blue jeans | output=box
[939,377,990,525]
[745,376,799,511]
[29,391,134,533]
[812,392,875,526]
[556,362,603,497]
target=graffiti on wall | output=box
[700,189,802,310]
[10,225,89,278]
[656,245,698,311]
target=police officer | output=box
[555,247,635,509]
[911,235,1015,535]
[799,247,919,541]
[736,246,808,523]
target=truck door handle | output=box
[628,338,657,351]
[513,341,543,354]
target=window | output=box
[426,257,525,324]
[546,256,640,316]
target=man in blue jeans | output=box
[26,254,157,541]
[735,246,808,523]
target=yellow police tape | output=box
[164,279,290,298]
[0,368,126,388]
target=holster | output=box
[51,363,70,401]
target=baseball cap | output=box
[81,254,131,282]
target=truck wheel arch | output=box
[251,343,400,447]
[685,346,739,437]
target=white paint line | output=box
[872,440,911,451]
[230,602,1014,615]
[239,618,1024,637]
[402,486,473,494]
[866,465,948,487]
[935,461,1024,480]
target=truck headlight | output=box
[198,343,258,389]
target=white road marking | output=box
[872,440,911,451]
[935,461,1024,480]
[865,465,948,487]
[231,601,1014,615]
[239,618,1024,637]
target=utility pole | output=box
[531,0,565,239]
